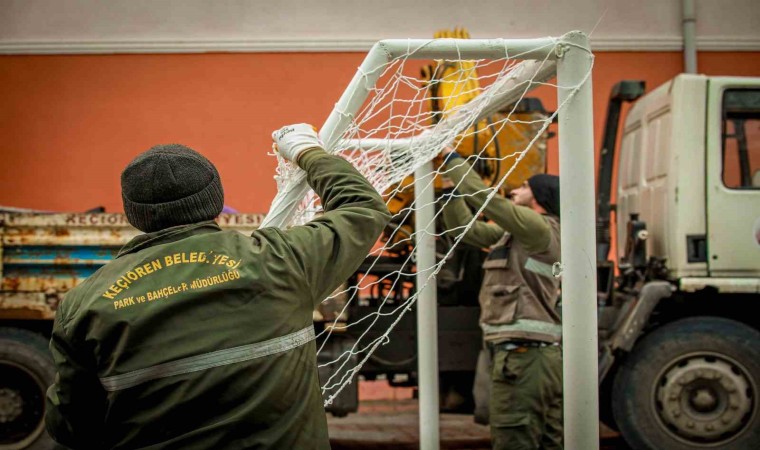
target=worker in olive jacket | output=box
[45,124,391,449]
[440,147,562,450]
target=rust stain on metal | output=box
[0,294,56,320]
[46,293,62,311]
[0,309,53,320]
[110,229,128,240]
[2,275,81,292]
[3,276,21,291]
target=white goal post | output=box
[262,31,598,450]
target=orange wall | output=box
[1,51,760,213]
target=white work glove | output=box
[271,123,324,163]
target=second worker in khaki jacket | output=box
[440,148,563,450]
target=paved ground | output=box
[329,399,491,449]
[328,396,632,449]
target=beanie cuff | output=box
[123,173,224,232]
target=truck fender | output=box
[610,281,674,352]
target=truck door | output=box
[706,79,760,276]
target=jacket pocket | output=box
[492,348,528,383]
[480,284,520,324]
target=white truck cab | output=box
[618,74,760,282]
[602,75,760,450]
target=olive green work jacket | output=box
[45,149,391,449]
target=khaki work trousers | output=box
[475,344,564,450]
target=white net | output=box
[266,35,593,407]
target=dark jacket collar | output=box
[117,221,222,258]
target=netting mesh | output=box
[266,37,593,406]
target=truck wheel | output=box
[612,317,760,450]
[0,328,55,450]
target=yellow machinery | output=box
[383,28,550,252]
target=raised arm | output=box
[443,153,551,254]
[264,124,391,306]
[440,188,505,248]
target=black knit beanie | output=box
[121,144,224,232]
[527,174,560,218]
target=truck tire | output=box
[0,328,55,450]
[612,317,760,450]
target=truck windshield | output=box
[722,89,760,189]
